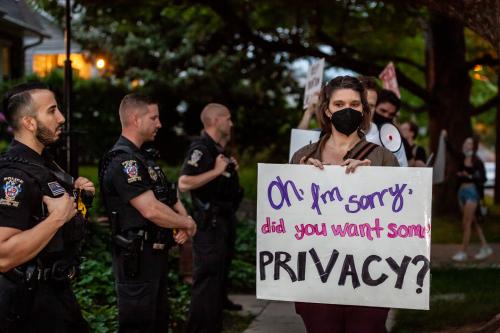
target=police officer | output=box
[179,103,244,333]
[100,94,196,333]
[0,82,94,332]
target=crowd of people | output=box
[0,73,495,333]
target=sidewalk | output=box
[232,243,500,333]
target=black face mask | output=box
[373,111,392,126]
[330,108,363,136]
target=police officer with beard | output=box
[0,82,94,332]
[100,94,196,332]
[179,103,244,333]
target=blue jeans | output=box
[458,184,480,207]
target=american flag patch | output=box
[47,181,66,196]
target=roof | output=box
[0,0,49,37]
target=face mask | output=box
[330,108,363,136]
[463,150,474,157]
[373,111,392,126]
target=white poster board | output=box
[257,164,432,310]
[303,58,325,109]
[432,130,447,184]
[289,129,321,162]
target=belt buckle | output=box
[152,243,165,250]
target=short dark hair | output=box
[317,75,371,136]
[358,76,379,94]
[2,82,49,130]
[376,89,401,111]
[119,93,157,126]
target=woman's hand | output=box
[299,156,326,170]
[341,159,371,174]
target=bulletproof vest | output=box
[99,144,176,233]
[190,136,243,207]
[0,154,86,265]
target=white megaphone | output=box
[379,123,402,152]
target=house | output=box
[24,13,98,79]
[0,0,47,81]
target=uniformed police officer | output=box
[100,94,196,333]
[179,103,244,333]
[0,82,94,332]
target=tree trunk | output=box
[495,68,500,204]
[426,12,472,215]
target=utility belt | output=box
[0,260,78,326]
[192,198,234,230]
[2,260,78,285]
[113,223,170,278]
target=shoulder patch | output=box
[148,166,158,181]
[47,181,66,196]
[122,160,142,183]
[1,177,24,207]
[187,149,203,167]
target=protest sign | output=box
[257,164,432,310]
[303,58,325,109]
[289,129,321,162]
[379,62,401,98]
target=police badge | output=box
[0,177,24,207]
[187,149,203,167]
[148,167,158,181]
[122,160,142,183]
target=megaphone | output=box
[379,123,402,152]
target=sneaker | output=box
[452,251,467,262]
[474,246,493,260]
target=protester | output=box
[400,121,427,167]
[449,135,493,261]
[291,75,398,333]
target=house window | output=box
[32,53,92,79]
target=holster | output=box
[192,198,213,231]
[0,270,33,328]
[114,232,143,278]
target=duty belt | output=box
[2,261,78,284]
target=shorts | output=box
[458,184,480,207]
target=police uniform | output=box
[182,131,243,333]
[0,140,89,333]
[100,136,177,333]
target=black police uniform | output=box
[182,131,243,333]
[100,136,177,333]
[0,140,89,333]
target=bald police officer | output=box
[0,82,94,332]
[100,94,196,332]
[179,103,244,333]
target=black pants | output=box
[112,240,169,333]
[1,280,88,333]
[186,214,235,333]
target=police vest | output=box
[0,155,87,267]
[99,144,177,233]
[189,136,243,210]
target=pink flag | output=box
[379,62,401,98]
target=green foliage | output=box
[73,223,117,333]
[393,267,500,332]
[230,219,257,292]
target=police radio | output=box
[378,123,403,153]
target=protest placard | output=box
[257,164,432,310]
[303,58,325,109]
[379,62,401,98]
[289,129,321,162]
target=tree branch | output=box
[471,94,500,115]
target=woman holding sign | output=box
[291,76,398,333]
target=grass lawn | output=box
[393,267,500,332]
